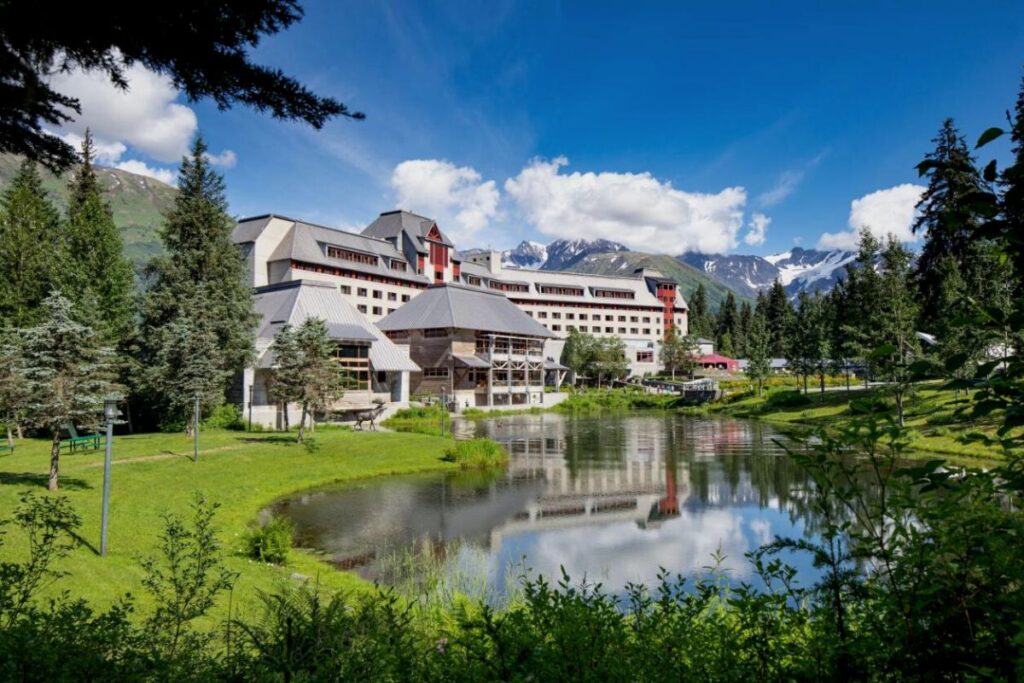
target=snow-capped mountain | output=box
[679,247,856,299]
[461,238,627,271]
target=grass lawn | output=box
[703,383,1011,461]
[0,426,455,621]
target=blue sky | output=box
[53,1,1024,255]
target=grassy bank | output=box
[702,383,1010,460]
[0,427,455,618]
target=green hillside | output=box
[565,251,749,310]
[0,154,176,270]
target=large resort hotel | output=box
[233,210,689,425]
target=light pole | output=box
[100,398,120,557]
[193,393,200,463]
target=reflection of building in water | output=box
[481,415,689,549]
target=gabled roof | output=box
[377,283,555,338]
[252,280,419,372]
[361,210,455,249]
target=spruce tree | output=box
[139,136,257,426]
[737,301,753,358]
[0,327,29,446]
[788,290,815,393]
[687,284,712,339]
[715,292,739,356]
[912,119,988,330]
[19,292,118,490]
[765,280,793,358]
[63,130,135,342]
[268,323,302,431]
[0,160,62,327]
[878,236,920,427]
[746,312,772,398]
[1003,76,1024,284]
[292,318,345,443]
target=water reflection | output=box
[273,413,821,596]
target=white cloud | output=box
[112,159,177,185]
[47,58,234,174]
[504,157,747,254]
[391,159,500,242]
[744,213,770,246]
[204,149,238,168]
[757,170,802,207]
[817,183,926,251]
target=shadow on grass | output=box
[0,472,92,490]
[239,436,298,445]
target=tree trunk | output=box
[803,374,808,394]
[48,431,61,491]
[16,424,23,439]
[6,425,13,449]
[820,373,825,394]
[282,402,290,432]
[297,404,308,443]
[896,391,905,428]
[845,370,850,392]
[671,367,676,380]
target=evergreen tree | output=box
[687,284,713,339]
[0,327,29,446]
[932,256,977,396]
[0,160,62,327]
[139,137,257,424]
[788,290,815,393]
[746,312,772,398]
[877,236,920,427]
[1003,76,1024,286]
[765,280,793,358]
[19,292,118,490]
[63,130,135,342]
[147,287,228,433]
[291,318,345,443]
[737,301,753,358]
[268,323,302,430]
[912,119,988,331]
[715,292,739,356]
[659,327,697,380]
[841,230,884,384]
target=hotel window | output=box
[552,312,561,319]
[422,367,449,378]
[390,260,407,272]
[643,329,651,336]
[630,328,638,334]
[579,325,588,332]
[618,315,626,322]
[357,305,367,313]
[630,316,638,323]
[538,311,548,319]
[618,327,626,334]
[605,326,614,333]
[579,314,588,321]
[372,306,382,315]
[637,351,654,363]
[568,325,576,331]
[339,285,351,295]
[401,295,410,302]
[552,325,561,331]
[388,308,396,314]
[357,287,368,297]
[327,245,377,265]
[488,280,529,293]
[525,311,533,317]
[605,315,614,322]
[566,313,575,320]
[643,317,651,323]
[423,328,448,338]
[538,285,584,296]
[388,292,397,301]
[592,288,635,300]
[373,290,382,299]
[385,330,408,342]
[467,275,482,286]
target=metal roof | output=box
[377,283,555,338]
[362,210,455,249]
[252,280,419,372]
[451,353,490,369]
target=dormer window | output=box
[327,245,377,266]
[389,260,407,272]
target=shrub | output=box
[202,404,246,430]
[766,390,811,408]
[442,438,508,469]
[243,516,294,565]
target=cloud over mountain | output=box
[818,183,926,250]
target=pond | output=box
[270,413,826,599]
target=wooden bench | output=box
[61,424,103,453]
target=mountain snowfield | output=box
[464,238,856,301]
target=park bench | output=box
[61,424,103,453]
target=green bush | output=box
[442,438,508,469]
[243,516,293,564]
[766,390,811,408]
[202,403,246,430]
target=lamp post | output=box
[193,393,200,463]
[100,398,120,557]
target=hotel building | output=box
[233,209,689,378]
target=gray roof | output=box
[252,280,419,372]
[451,353,490,369]
[377,284,555,338]
[362,210,455,249]
[232,215,273,243]
[264,220,430,286]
